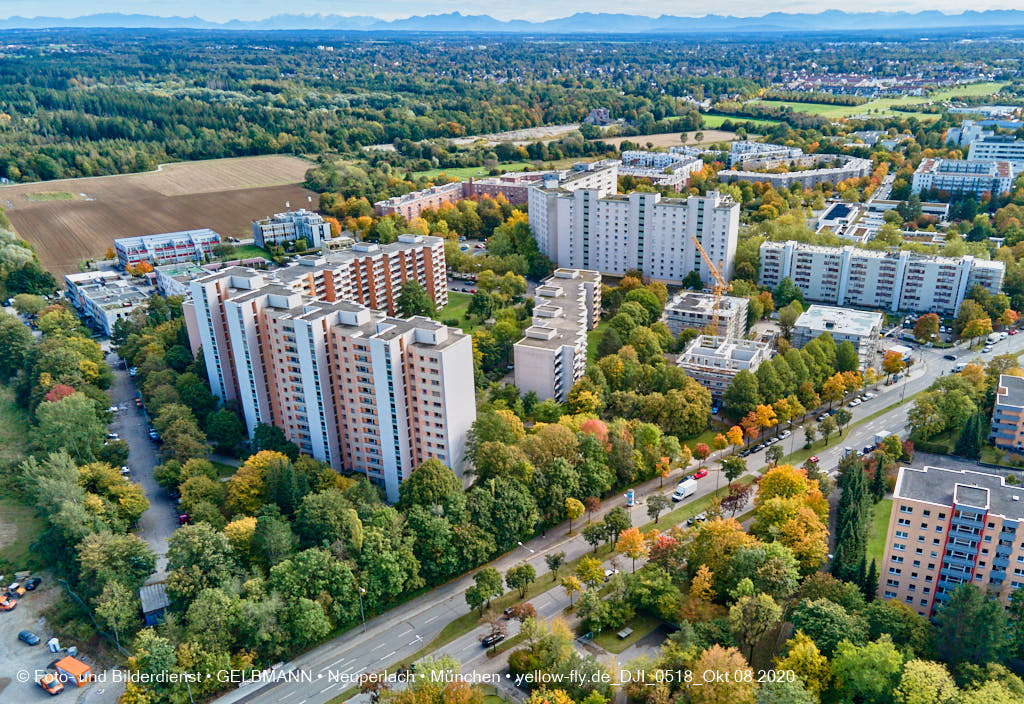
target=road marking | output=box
[371,642,386,651]
[281,693,296,700]
[422,614,438,625]
[381,650,396,661]
[320,684,337,694]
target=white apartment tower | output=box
[528,162,739,285]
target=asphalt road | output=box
[215,331,1024,704]
[105,352,177,582]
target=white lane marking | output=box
[281,693,296,700]
[371,642,386,651]
[320,684,338,694]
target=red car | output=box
[177,514,191,525]
[692,468,708,479]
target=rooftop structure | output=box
[727,140,804,167]
[792,305,884,366]
[64,270,152,335]
[676,334,773,400]
[661,290,748,339]
[718,154,873,189]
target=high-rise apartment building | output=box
[187,268,474,502]
[880,465,1024,618]
[185,234,447,404]
[513,269,601,402]
[759,241,1004,315]
[990,374,1024,451]
[252,209,333,249]
[528,162,739,285]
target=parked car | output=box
[778,429,791,440]
[38,671,64,696]
[7,581,26,597]
[129,366,138,376]
[481,633,506,648]
[984,344,994,353]
[1011,330,1019,336]
[692,468,708,479]
[24,577,41,591]
[943,354,956,361]
[177,514,191,525]
[0,594,16,610]
[849,398,862,407]
[685,512,708,527]
[863,445,875,455]
[863,392,875,399]
[107,405,118,413]
[603,568,621,582]
[18,630,40,645]
[106,433,119,441]
[120,466,131,476]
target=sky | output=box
[0,0,1021,22]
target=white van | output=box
[672,478,697,503]
[987,333,1000,345]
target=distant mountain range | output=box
[3,9,1024,33]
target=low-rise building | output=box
[618,151,704,189]
[880,464,1024,617]
[252,209,332,249]
[155,263,211,297]
[676,335,772,400]
[64,270,152,335]
[727,140,804,167]
[114,229,221,269]
[661,291,748,339]
[513,269,601,402]
[718,155,873,189]
[990,374,1024,451]
[791,305,883,367]
[911,158,1014,196]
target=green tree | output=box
[835,341,859,372]
[647,494,671,524]
[724,370,762,421]
[954,411,985,460]
[894,659,959,704]
[774,277,805,307]
[471,567,503,609]
[935,584,1010,668]
[397,280,436,318]
[791,597,867,657]
[35,392,105,461]
[545,551,566,581]
[729,592,782,661]
[831,636,904,704]
[506,563,537,598]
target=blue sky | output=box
[0,0,1018,21]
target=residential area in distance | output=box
[5,11,1024,704]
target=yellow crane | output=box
[691,234,732,337]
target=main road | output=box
[215,332,1024,704]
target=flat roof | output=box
[896,465,1024,521]
[795,305,884,338]
[997,374,1024,409]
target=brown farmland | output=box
[0,156,318,275]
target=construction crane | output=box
[690,234,732,337]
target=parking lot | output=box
[0,582,66,702]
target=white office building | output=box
[513,269,601,402]
[114,229,221,268]
[252,209,332,249]
[791,305,884,367]
[759,241,1005,315]
[968,136,1024,172]
[528,162,739,285]
[911,159,1014,196]
[661,291,748,339]
[64,270,152,335]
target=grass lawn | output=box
[681,425,727,454]
[210,460,238,478]
[587,320,612,364]
[0,494,43,573]
[409,162,539,180]
[866,499,894,571]
[221,244,271,261]
[436,291,479,333]
[0,386,29,470]
[592,612,662,653]
[701,114,782,128]
[26,191,75,202]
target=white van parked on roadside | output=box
[672,478,698,503]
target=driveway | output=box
[105,353,176,582]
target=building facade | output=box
[991,374,1024,451]
[676,335,773,400]
[718,155,873,189]
[528,162,739,285]
[661,291,748,339]
[187,270,473,502]
[911,158,1014,196]
[759,241,1005,315]
[727,141,804,167]
[185,234,447,405]
[513,269,602,402]
[791,305,884,367]
[880,465,1024,618]
[252,209,332,249]
[968,136,1024,172]
[114,229,221,268]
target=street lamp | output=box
[358,587,367,634]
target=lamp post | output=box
[358,587,367,634]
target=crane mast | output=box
[690,234,732,336]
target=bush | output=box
[443,318,459,327]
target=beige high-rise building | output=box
[185,235,473,502]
